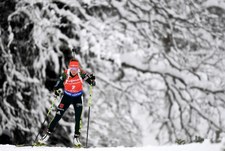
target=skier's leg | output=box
[37,95,71,145]
[48,95,71,132]
[73,95,83,147]
[73,95,83,135]
[38,95,71,145]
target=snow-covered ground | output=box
[0,140,224,151]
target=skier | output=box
[37,58,96,147]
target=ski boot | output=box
[74,134,82,148]
[34,131,52,146]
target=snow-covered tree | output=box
[1,0,225,147]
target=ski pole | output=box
[34,95,58,144]
[86,84,93,148]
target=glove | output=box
[89,74,95,80]
[85,73,96,86]
[54,89,62,96]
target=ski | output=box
[16,144,85,148]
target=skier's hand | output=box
[54,89,62,96]
[85,73,96,86]
[89,74,96,86]
[91,74,96,86]
[89,74,95,81]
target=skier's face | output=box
[70,67,79,75]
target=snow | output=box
[2,0,225,148]
[203,0,225,9]
[0,141,223,151]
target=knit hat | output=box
[69,59,79,69]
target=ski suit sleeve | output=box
[53,72,67,90]
[80,69,96,86]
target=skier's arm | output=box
[53,72,67,95]
[80,69,96,86]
